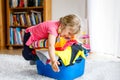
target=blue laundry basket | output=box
[36,58,85,80]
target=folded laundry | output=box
[29,37,77,51]
[36,50,58,65]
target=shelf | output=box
[7,44,23,47]
[6,0,51,49]
[10,6,43,10]
[9,26,29,28]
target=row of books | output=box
[10,10,42,27]
[10,27,25,45]
[9,0,43,8]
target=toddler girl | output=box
[22,14,81,72]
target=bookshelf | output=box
[6,0,51,49]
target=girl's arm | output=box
[48,34,60,72]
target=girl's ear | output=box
[58,24,62,33]
[58,27,61,33]
[60,24,66,30]
[58,24,64,33]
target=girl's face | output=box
[60,26,74,39]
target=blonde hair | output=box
[59,14,81,34]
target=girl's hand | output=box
[51,60,60,72]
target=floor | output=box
[0,48,120,80]
[0,49,120,80]
[0,48,22,55]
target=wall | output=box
[52,0,86,20]
[88,0,120,57]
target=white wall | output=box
[52,0,88,40]
[88,0,120,56]
[52,0,86,20]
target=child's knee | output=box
[22,49,36,60]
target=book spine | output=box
[10,27,14,44]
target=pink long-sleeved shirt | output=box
[25,21,60,46]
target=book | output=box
[25,13,32,26]
[16,27,23,45]
[10,27,14,44]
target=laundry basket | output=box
[36,58,85,80]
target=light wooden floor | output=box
[0,49,22,55]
